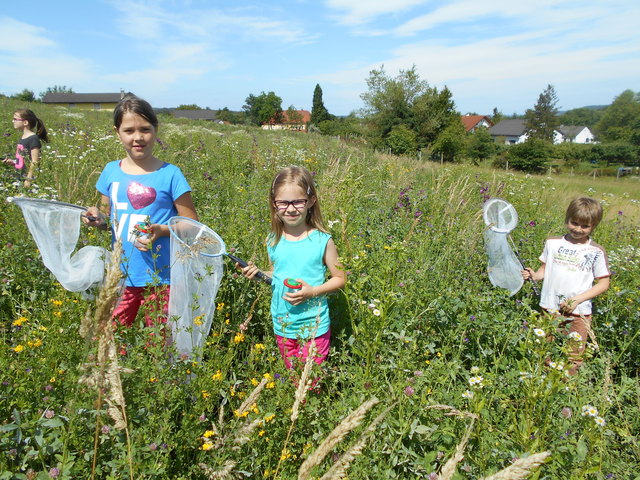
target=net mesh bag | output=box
[8,197,108,293]
[483,229,524,296]
[168,217,224,359]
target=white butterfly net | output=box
[482,198,524,296]
[7,197,108,293]
[168,217,224,359]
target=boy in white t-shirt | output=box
[522,197,611,375]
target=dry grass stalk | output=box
[236,377,268,417]
[290,340,317,423]
[298,397,379,480]
[481,452,551,480]
[318,403,395,480]
[199,460,237,479]
[439,419,475,480]
[233,418,263,448]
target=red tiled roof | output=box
[280,110,311,124]
[460,115,493,132]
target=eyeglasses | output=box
[273,199,308,211]
[12,117,23,122]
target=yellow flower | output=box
[258,430,265,437]
[263,373,273,381]
[203,430,216,438]
[234,333,245,343]
[27,339,43,348]
[254,343,265,352]
[202,391,210,399]
[39,326,48,331]
[217,302,225,311]
[194,315,204,326]
[53,311,62,318]
[13,345,25,353]
[149,377,158,383]
[234,410,249,418]
[251,403,259,414]
[264,414,275,423]
[251,378,259,386]
[211,370,223,381]
[266,382,275,389]
[51,299,63,306]
[201,441,214,451]
[50,377,56,383]
[279,448,291,461]
[12,317,28,327]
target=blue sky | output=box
[1,0,638,116]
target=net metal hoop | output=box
[7,196,87,212]
[168,216,226,258]
[482,198,519,234]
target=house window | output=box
[94,103,101,110]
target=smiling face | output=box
[115,112,157,164]
[566,218,593,243]
[273,183,315,232]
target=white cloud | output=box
[325,0,428,26]
[0,16,56,53]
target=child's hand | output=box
[239,261,261,280]
[283,279,316,306]
[134,224,162,252]
[83,208,106,228]
[521,268,532,280]
[559,298,578,315]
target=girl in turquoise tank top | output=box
[239,166,345,371]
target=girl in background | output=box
[241,166,345,371]
[2,109,48,188]
[84,95,198,327]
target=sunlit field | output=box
[1,99,639,479]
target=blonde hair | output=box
[565,197,603,228]
[268,166,327,245]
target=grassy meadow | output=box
[1,99,639,479]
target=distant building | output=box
[262,110,311,132]
[554,125,596,144]
[171,109,221,122]
[42,91,127,110]
[460,115,493,133]
[488,119,528,144]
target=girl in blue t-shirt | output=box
[2,109,48,188]
[84,95,198,327]
[241,166,345,370]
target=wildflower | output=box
[264,414,275,423]
[258,430,265,437]
[254,343,266,352]
[234,332,245,343]
[48,467,60,478]
[469,375,484,387]
[266,381,275,389]
[404,386,415,396]
[251,378,259,386]
[372,308,381,316]
[53,311,62,318]
[12,345,25,353]
[12,317,28,327]
[568,331,583,341]
[470,366,480,374]
[594,416,606,427]
[101,425,110,434]
[279,448,291,461]
[149,442,158,451]
[548,361,558,370]
[211,370,222,381]
[202,391,210,399]
[462,390,474,399]
[216,302,225,311]
[203,430,216,438]
[201,441,214,451]
[44,409,55,419]
[51,299,63,306]
[533,328,545,337]
[581,405,599,417]
[193,315,204,326]
[148,377,157,383]
[561,407,572,418]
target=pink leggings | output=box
[113,285,170,327]
[275,330,331,370]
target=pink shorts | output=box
[113,285,170,327]
[275,330,331,370]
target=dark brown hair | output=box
[113,94,158,130]
[14,109,48,142]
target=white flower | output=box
[581,405,599,417]
[519,371,532,381]
[594,416,606,427]
[568,332,583,341]
[470,366,480,374]
[533,328,545,337]
[372,309,381,317]
[548,361,558,369]
[469,375,484,387]
[462,390,474,399]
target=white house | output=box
[554,125,596,144]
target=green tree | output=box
[490,107,504,125]
[243,91,283,126]
[12,89,36,102]
[467,127,496,165]
[360,65,457,151]
[311,84,330,125]
[175,104,202,110]
[559,107,604,128]
[525,84,560,142]
[216,107,245,124]
[39,85,74,100]
[507,138,552,172]
[286,105,304,125]
[386,124,417,155]
[432,118,466,162]
[595,90,640,143]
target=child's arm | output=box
[287,238,346,305]
[560,276,610,315]
[522,263,545,282]
[24,147,40,188]
[136,192,197,250]
[240,261,273,281]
